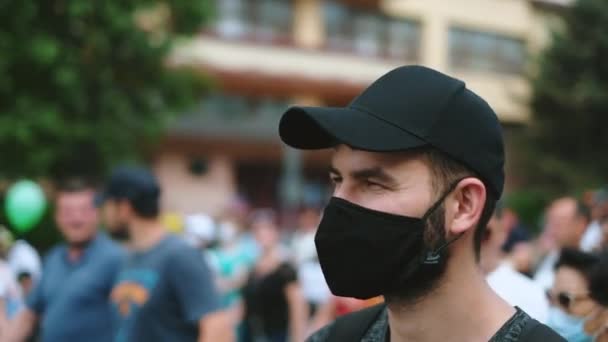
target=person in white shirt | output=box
[534,197,590,291]
[7,240,41,285]
[481,206,549,323]
[580,188,608,252]
[0,227,23,335]
[290,207,331,315]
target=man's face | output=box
[545,199,585,248]
[330,145,433,219]
[551,266,598,317]
[329,145,449,302]
[55,190,98,246]
[101,200,129,241]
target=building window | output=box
[214,0,293,43]
[449,28,526,75]
[201,93,288,121]
[323,1,421,61]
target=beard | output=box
[67,238,93,250]
[383,204,451,306]
[108,223,130,242]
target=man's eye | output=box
[330,176,342,184]
[365,180,384,190]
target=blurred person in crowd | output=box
[14,273,32,299]
[580,188,608,252]
[501,207,531,255]
[546,248,605,341]
[6,179,124,342]
[481,206,549,322]
[534,197,591,290]
[290,207,331,316]
[183,213,218,251]
[585,250,608,341]
[279,66,563,341]
[207,217,251,308]
[7,240,41,287]
[99,167,231,342]
[598,218,608,251]
[291,206,320,266]
[183,212,253,313]
[0,227,22,336]
[499,207,534,277]
[508,242,536,276]
[242,209,308,342]
[206,217,254,339]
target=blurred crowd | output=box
[0,169,607,341]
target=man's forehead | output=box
[330,145,428,171]
[549,198,577,216]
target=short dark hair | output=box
[419,147,497,258]
[55,178,95,195]
[554,248,598,279]
[127,195,160,219]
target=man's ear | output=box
[448,178,486,235]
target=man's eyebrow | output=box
[329,165,398,185]
[350,167,398,185]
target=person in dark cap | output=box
[278,66,564,341]
[98,167,233,342]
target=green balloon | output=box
[5,180,47,233]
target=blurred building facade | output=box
[156,0,569,216]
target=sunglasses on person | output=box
[546,290,590,310]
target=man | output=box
[534,197,591,290]
[580,188,608,252]
[278,66,563,341]
[481,206,549,323]
[99,167,232,342]
[6,179,124,342]
[291,207,331,315]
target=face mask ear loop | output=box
[421,177,470,264]
[421,177,468,221]
[422,233,465,264]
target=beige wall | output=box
[383,0,536,122]
[154,151,236,217]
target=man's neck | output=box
[128,218,167,251]
[480,249,504,275]
[67,247,85,263]
[66,234,96,263]
[387,260,515,342]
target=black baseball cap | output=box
[279,65,505,197]
[97,167,161,207]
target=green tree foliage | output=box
[0,1,211,181]
[529,0,608,192]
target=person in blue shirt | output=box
[6,179,125,342]
[98,167,233,342]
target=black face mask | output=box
[108,223,130,242]
[315,181,463,300]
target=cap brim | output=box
[279,106,427,152]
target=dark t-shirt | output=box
[111,235,220,342]
[242,263,298,337]
[307,307,565,342]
